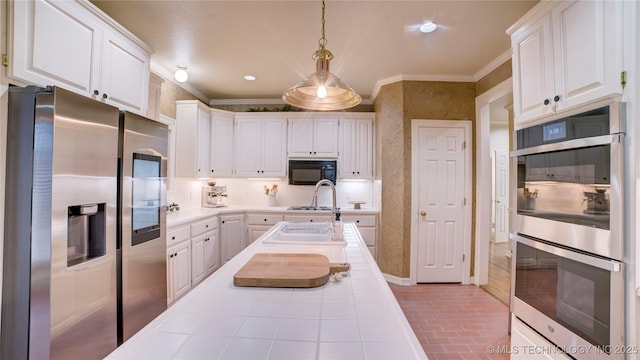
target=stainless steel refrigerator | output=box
[1,86,167,359]
[117,111,168,343]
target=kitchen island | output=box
[105,222,427,359]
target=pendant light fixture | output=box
[282,0,361,111]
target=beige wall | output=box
[373,61,511,279]
[159,81,204,119]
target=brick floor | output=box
[389,283,510,360]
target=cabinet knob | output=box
[172,236,176,240]
[93,89,99,96]
[543,99,550,105]
[352,171,355,175]
[357,171,360,174]
[263,218,267,222]
[309,219,313,222]
[553,95,560,102]
[313,151,317,155]
[211,169,214,173]
[205,224,209,228]
[261,170,264,173]
[356,220,360,223]
[420,210,427,217]
[309,152,312,155]
[222,220,225,224]
[102,93,108,99]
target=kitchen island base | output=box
[105,223,426,359]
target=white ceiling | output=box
[90,0,537,104]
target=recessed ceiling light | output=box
[244,75,256,81]
[419,22,437,33]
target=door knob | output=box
[420,211,426,217]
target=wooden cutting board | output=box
[234,253,350,288]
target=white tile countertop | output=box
[167,205,380,228]
[105,222,427,360]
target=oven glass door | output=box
[514,237,620,350]
[516,144,611,230]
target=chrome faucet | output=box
[311,179,337,218]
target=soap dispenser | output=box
[334,210,343,241]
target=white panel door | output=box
[415,125,466,283]
[494,149,509,243]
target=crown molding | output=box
[370,73,475,101]
[473,49,512,81]
[150,60,210,103]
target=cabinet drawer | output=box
[167,225,190,246]
[283,214,332,223]
[342,215,376,227]
[246,214,283,226]
[191,217,218,237]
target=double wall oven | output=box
[510,103,626,359]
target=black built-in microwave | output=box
[288,160,336,185]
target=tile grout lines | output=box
[389,283,511,360]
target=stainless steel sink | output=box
[287,206,333,211]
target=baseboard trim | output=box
[383,273,414,286]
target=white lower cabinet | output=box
[342,215,377,258]
[190,217,219,286]
[167,234,191,306]
[510,316,571,360]
[167,216,220,305]
[246,213,283,244]
[221,214,246,264]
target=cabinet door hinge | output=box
[462,141,466,150]
[2,54,8,67]
[463,198,467,206]
[621,71,627,89]
[462,254,465,262]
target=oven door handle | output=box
[510,233,622,272]
[510,133,623,157]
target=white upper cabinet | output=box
[209,110,235,178]
[288,116,338,158]
[175,101,211,178]
[9,0,151,115]
[235,114,287,177]
[509,0,623,127]
[339,116,374,179]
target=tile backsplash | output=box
[169,178,376,210]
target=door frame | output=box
[474,78,512,285]
[410,119,472,284]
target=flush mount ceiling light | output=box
[419,21,437,33]
[282,0,361,111]
[174,66,189,83]
[244,75,257,81]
